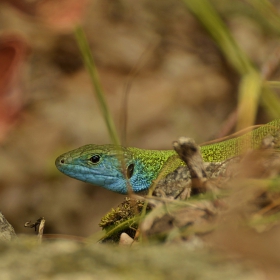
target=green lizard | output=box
[55,119,280,194]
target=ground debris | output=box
[0,238,265,280]
[0,212,16,242]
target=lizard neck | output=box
[127,148,185,193]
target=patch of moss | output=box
[99,197,148,242]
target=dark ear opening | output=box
[126,163,134,179]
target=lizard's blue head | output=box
[55,144,157,194]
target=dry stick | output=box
[173,137,207,194]
[262,46,280,81]
[36,217,45,243]
[120,42,155,147]
[215,110,238,139]
[24,217,45,243]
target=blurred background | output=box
[0,0,280,237]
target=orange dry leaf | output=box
[3,0,90,31]
[0,35,28,142]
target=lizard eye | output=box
[126,163,134,179]
[89,155,100,164]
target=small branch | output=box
[173,137,207,194]
[24,217,45,243]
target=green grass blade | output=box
[182,0,252,74]
[74,26,120,146]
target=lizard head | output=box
[55,144,153,194]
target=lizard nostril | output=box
[60,158,65,164]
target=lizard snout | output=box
[55,154,72,169]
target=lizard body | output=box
[55,119,280,194]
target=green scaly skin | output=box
[55,119,280,194]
